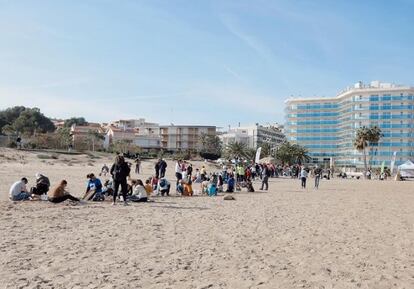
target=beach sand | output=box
[0,148,413,289]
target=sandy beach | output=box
[0,148,413,289]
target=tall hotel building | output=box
[285,81,414,167]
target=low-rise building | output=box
[103,126,161,150]
[160,125,216,152]
[70,123,106,150]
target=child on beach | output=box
[144,179,153,196]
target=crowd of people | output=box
[9,155,331,204]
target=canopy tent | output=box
[398,160,414,178]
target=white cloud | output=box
[219,13,275,62]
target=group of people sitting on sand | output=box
[9,155,149,205]
[9,176,81,203]
[9,155,265,204]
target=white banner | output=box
[255,147,262,164]
[390,151,397,175]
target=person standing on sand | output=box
[175,159,183,190]
[155,159,161,179]
[314,166,322,189]
[159,159,167,178]
[135,158,141,174]
[300,167,308,189]
[48,180,81,203]
[110,155,130,205]
[260,164,270,191]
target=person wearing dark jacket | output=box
[155,159,161,179]
[159,159,167,178]
[110,155,131,205]
[31,173,50,195]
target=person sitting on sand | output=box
[129,179,148,202]
[226,174,235,193]
[144,179,153,196]
[48,180,80,203]
[83,173,104,201]
[30,173,50,196]
[9,177,31,201]
[102,179,114,196]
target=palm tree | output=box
[274,141,310,165]
[260,142,272,157]
[225,141,249,160]
[354,127,370,177]
[367,126,382,167]
[292,144,311,165]
[354,126,383,178]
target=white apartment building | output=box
[220,123,285,149]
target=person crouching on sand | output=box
[48,180,81,203]
[9,177,31,201]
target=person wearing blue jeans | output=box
[9,178,31,201]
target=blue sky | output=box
[1,0,414,128]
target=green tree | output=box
[64,117,88,128]
[354,126,382,177]
[224,141,250,160]
[354,127,369,177]
[87,130,105,152]
[274,142,310,165]
[111,139,140,154]
[1,124,17,142]
[0,106,28,134]
[12,108,55,136]
[260,142,272,157]
[198,133,222,160]
[57,127,72,149]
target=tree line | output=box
[0,106,89,137]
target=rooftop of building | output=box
[285,81,414,103]
[160,124,216,128]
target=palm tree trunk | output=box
[363,143,368,178]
